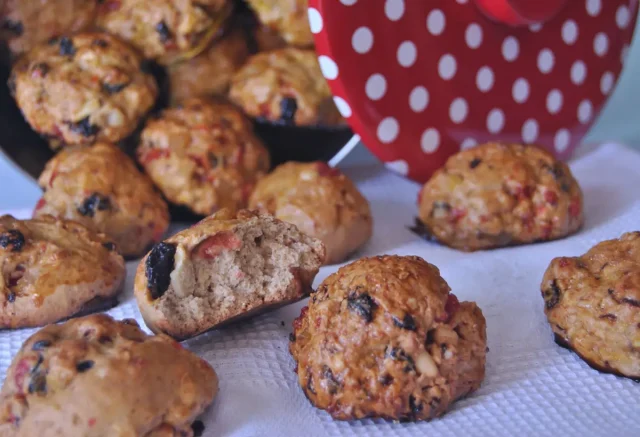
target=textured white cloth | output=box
[2,143,640,437]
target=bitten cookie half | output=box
[9,32,158,148]
[416,142,584,251]
[34,143,170,259]
[249,161,372,265]
[541,232,640,380]
[0,314,218,436]
[134,209,326,340]
[290,255,487,421]
[0,215,125,328]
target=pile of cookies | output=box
[0,1,638,435]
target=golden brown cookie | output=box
[229,48,343,126]
[0,0,99,57]
[0,215,125,328]
[9,32,158,148]
[541,232,640,380]
[34,143,170,259]
[134,209,325,340]
[245,0,313,47]
[290,255,487,421]
[137,97,270,216]
[168,26,250,103]
[249,161,372,264]
[0,314,218,436]
[416,143,584,251]
[96,0,232,65]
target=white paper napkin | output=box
[1,143,640,437]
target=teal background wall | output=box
[1,16,640,209]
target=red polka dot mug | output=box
[309,0,638,183]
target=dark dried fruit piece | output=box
[322,365,340,395]
[191,420,205,437]
[68,116,100,138]
[76,361,94,372]
[469,158,482,169]
[385,347,415,373]
[379,374,394,385]
[347,292,377,323]
[146,242,177,299]
[431,201,452,217]
[156,21,171,43]
[393,314,417,331]
[2,19,23,36]
[77,193,111,217]
[622,298,640,308]
[102,242,116,251]
[280,97,298,124]
[7,292,16,303]
[0,230,25,252]
[92,39,109,48]
[543,280,561,309]
[409,395,423,416]
[102,82,127,94]
[31,340,51,351]
[28,356,46,394]
[59,37,76,56]
[207,152,219,169]
[288,333,296,342]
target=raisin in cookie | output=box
[0,314,218,436]
[229,48,343,126]
[245,0,313,47]
[249,161,372,265]
[34,143,170,259]
[96,0,232,65]
[0,215,125,328]
[290,255,487,421]
[10,32,158,148]
[168,26,250,103]
[137,98,270,216]
[416,143,584,251]
[541,232,640,380]
[0,0,99,57]
[135,209,325,340]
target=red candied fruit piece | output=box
[33,198,46,213]
[448,207,467,224]
[139,149,169,165]
[292,306,308,330]
[88,418,97,427]
[436,294,460,323]
[13,359,30,390]
[558,258,570,268]
[194,232,243,259]
[100,0,121,12]
[544,190,559,205]
[315,162,341,178]
[568,197,581,218]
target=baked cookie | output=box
[34,143,170,259]
[252,22,287,52]
[541,232,640,380]
[246,0,313,47]
[229,48,343,126]
[249,161,372,265]
[134,209,325,340]
[168,26,250,103]
[137,98,270,216]
[0,215,125,328]
[0,314,218,436]
[96,0,232,65]
[9,32,158,148]
[0,0,99,57]
[416,143,584,251]
[290,255,487,421]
